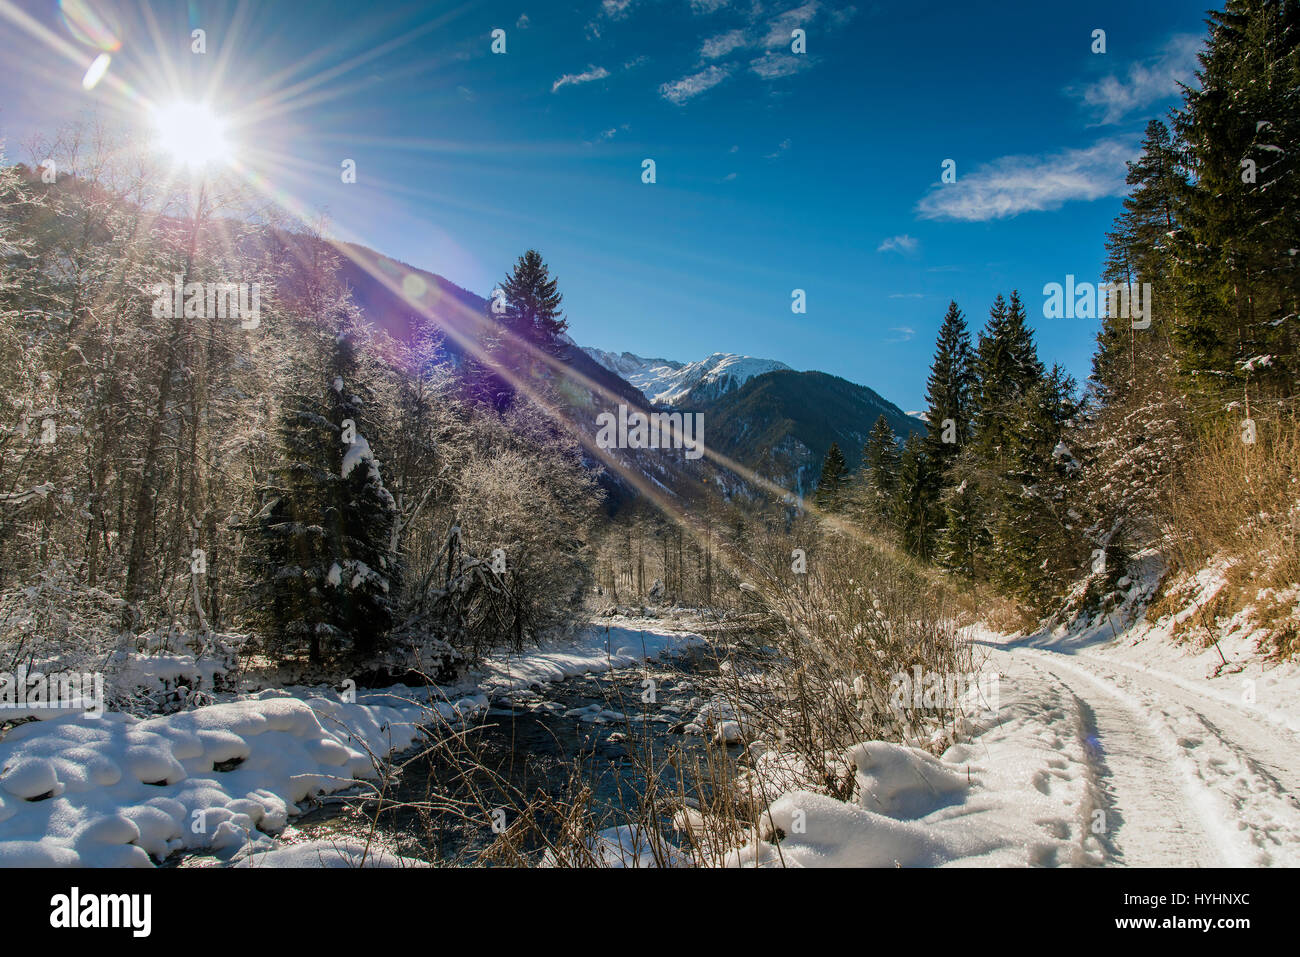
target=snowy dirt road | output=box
[984,638,1300,867]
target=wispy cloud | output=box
[915,138,1136,222]
[886,326,916,343]
[659,64,733,104]
[878,234,919,254]
[1068,34,1201,125]
[764,138,792,159]
[587,0,637,37]
[888,293,925,299]
[553,65,610,92]
[750,51,810,79]
[601,0,637,18]
[657,1,830,103]
[828,5,858,27]
[701,29,748,59]
[761,1,820,48]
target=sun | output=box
[150,101,234,169]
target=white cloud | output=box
[659,64,733,104]
[552,65,610,92]
[886,326,916,343]
[690,0,731,12]
[915,138,1137,222]
[828,5,858,27]
[877,234,919,254]
[702,29,748,59]
[889,293,925,299]
[750,51,810,79]
[601,0,636,18]
[762,1,820,49]
[1068,34,1201,125]
[764,138,792,159]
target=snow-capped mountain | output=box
[583,348,792,406]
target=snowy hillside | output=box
[583,348,792,407]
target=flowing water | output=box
[281,644,741,864]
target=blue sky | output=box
[0,0,1210,409]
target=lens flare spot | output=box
[81,53,111,90]
[58,0,122,52]
[401,274,427,300]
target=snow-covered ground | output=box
[0,619,703,867]
[715,601,1300,868]
[4,592,1296,868]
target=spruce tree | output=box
[814,441,849,511]
[1103,119,1184,290]
[1097,119,1187,405]
[935,461,985,580]
[892,434,939,560]
[922,300,975,473]
[1173,0,1300,393]
[972,291,1044,467]
[862,415,900,521]
[497,249,569,356]
[991,365,1080,606]
[245,331,399,664]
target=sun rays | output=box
[0,0,885,586]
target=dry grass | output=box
[1157,406,1300,654]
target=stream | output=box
[277,643,743,865]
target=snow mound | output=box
[849,741,968,818]
[0,689,486,866]
[732,790,955,867]
[233,839,425,868]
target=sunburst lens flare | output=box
[81,53,110,90]
[150,101,235,169]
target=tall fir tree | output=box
[922,300,975,473]
[1172,0,1300,393]
[935,461,985,580]
[1098,119,1188,405]
[862,414,900,521]
[497,249,569,356]
[990,365,1080,606]
[972,291,1044,468]
[814,441,849,511]
[892,434,939,560]
[245,330,399,664]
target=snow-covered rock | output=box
[583,348,792,406]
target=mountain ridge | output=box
[582,348,792,407]
[324,242,924,501]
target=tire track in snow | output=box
[1071,653,1300,799]
[1007,650,1227,867]
[1020,648,1300,866]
